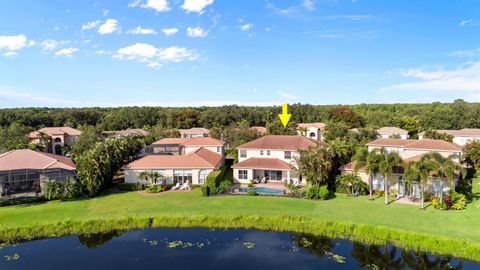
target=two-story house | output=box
[178,128,209,138]
[341,138,463,198]
[28,127,82,155]
[377,127,409,139]
[297,123,326,141]
[124,137,226,186]
[418,128,480,146]
[140,137,226,156]
[232,135,317,184]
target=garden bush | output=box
[43,178,80,201]
[118,182,144,191]
[306,185,321,200]
[455,178,473,201]
[203,166,233,196]
[318,185,332,200]
[0,197,47,207]
[201,186,210,197]
[247,190,257,196]
[145,185,164,193]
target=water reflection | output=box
[78,230,123,248]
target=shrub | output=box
[444,195,453,210]
[201,186,210,197]
[335,174,368,196]
[118,182,144,191]
[430,196,441,209]
[145,185,164,193]
[455,178,473,201]
[217,180,232,194]
[247,190,257,196]
[43,178,80,201]
[203,166,233,196]
[318,185,332,200]
[0,197,47,207]
[451,194,467,210]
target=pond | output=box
[0,228,478,270]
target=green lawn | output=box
[0,179,479,259]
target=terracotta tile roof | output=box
[251,126,267,134]
[125,147,223,169]
[377,127,409,135]
[237,135,318,150]
[0,149,76,171]
[340,161,364,172]
[418,128,480,137]
[367,138,462,152]
[232,157,293,170]
[178,127,209,135]
[297,123,326,129]
[29,127,82,139]
[152,137,226,146]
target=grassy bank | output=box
[0,179,479,260]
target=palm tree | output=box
[422,152,465,207]
[352,147,380,200]
[374,147,403,205]
[403,158,433,209]
[295,144,332,186]
[138,171,152,186]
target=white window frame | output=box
[240,150,247,158]
[238,170,248,180]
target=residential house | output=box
[377,127,409,139]
[232,135,318,184]
[124,147,224,185]
[28,127,82,155]
[341,138,463,198]
[0,149,76,198]
[178,128,209,138]
[418,128,480,146]
[140,137,226,156]
[251,126,267,135]
[104,128,150,138]
[297,123,326,141]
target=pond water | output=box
[0,228,478,270]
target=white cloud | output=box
[0,89,82,106]
[182,0,214,13]
[82,20,101,30]
[459,18,474,27]
[98,19,119,34]
[0,34,27,53]
[187,26,208,37]
[54,47,79,57]
[3,51,17,57]
[41,39,58,51]
[240,23,253,32]
[277,90,298,100]
[103,9,109,16]
[450,48,480,58]
[127,26,157,35]
[162,27,179,36]
[302,0,315,11]
[384,62,480,99]
[114,43,198,68]
[129,0,170,12]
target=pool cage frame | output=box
[0,168,76,199]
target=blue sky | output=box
[1,0,480,108]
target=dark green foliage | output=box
[455,178,473,201]
[329,107,364,128]
[306,185,332,200]
[78,230,123,249]
[318,185,332,200]
[118,183,144,191]
[145,185,165,193]
[201,186,210,197]
[75,136,154,196]
[423,130,454,142]
[0,197,47,207]
[0,123,32,152]
[336,174,369,196]
[43,178,80,201]
[72,125,103,157]
[204,165,232,195]
[247,190,257,196]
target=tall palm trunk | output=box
[384,175,388,205]
[420,184,424,210]
[369,174,373,200]
[439,179,444,207]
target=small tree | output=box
[295,144,332,186]
[403,158,433,209]
[352,147,381,200]
[336,173,363,196]
[371,147,403,205]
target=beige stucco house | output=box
[377,127,409,139]
[341,138,463,198]
[232,135,318,184]
[178,127,209,138]
[139,137,226,156]
[418,128,480,146]
[28,127,82,155]
[297,123,326,141]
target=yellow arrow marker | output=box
[278,103,292,128]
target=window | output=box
[265,170,282,181]
[284,151,292,159]
[267,150,271,156]
[238,170,248,180]
[372,173,384,190]
[309,132,316,138]
[216,147,221,153]
[173,170,192,184]
[199,170,208,184]
[260,150,264,155]
[240,150,247,158]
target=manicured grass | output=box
[0,179,479,260]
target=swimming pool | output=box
[237,187,285,195]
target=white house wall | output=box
[124,168,214,185]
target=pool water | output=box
[238,187,284,195]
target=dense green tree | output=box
[403,158,434,209]
[463,140,480,174]
[296,144,332,185]
[423,130,454,142]
[0,123,32,152]
[329,107,364,128]
[72,125,103,158]
[323,121,349,141]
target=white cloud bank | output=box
[182,0,214,13]
[187,26,208,37]
[129,0,170,12]
[54,47,79,57]
[98,19,119,34]
[240,23,253,32]
[114,43,198,69]
[81,20,101,30]
[127,26,157,35]
[0,34,28,56]
[162,27,179,36]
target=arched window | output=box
[199,170,208,184]
[309,132,316,138]
[54,138,62,142]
